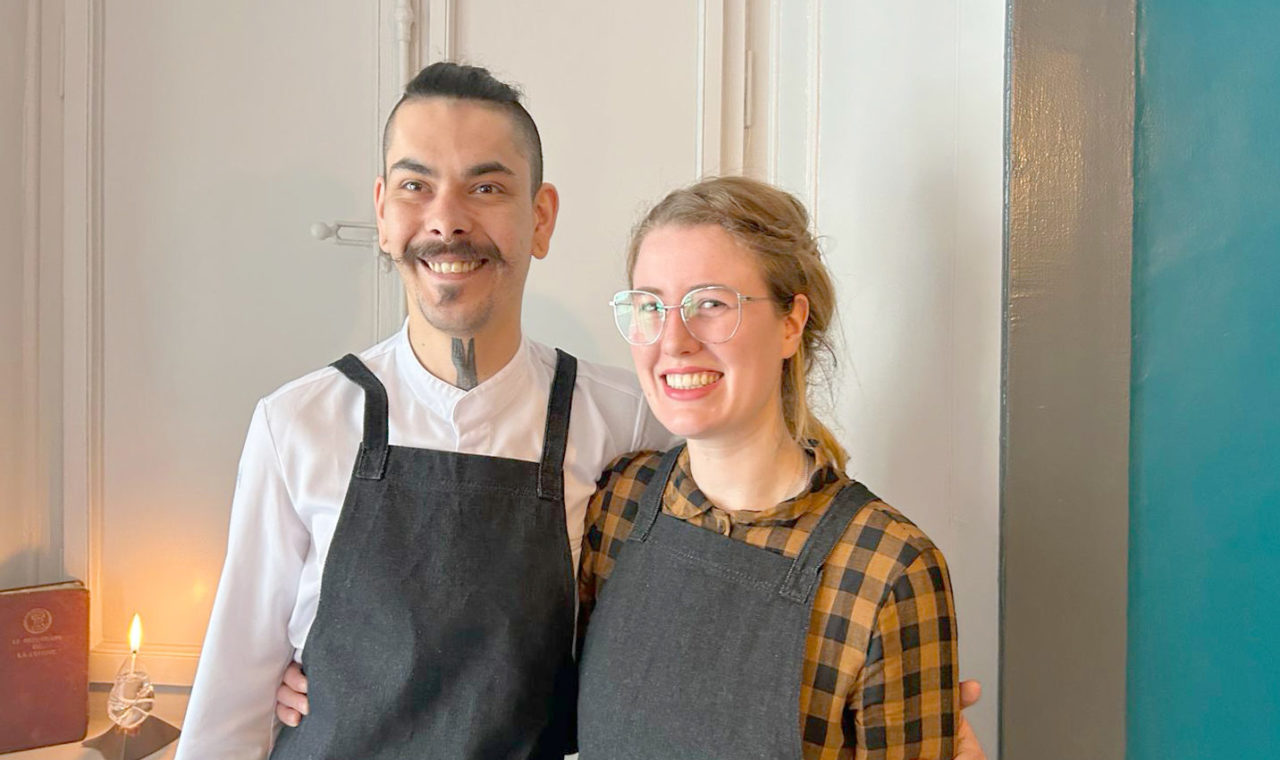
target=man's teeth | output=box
[426,260,483,274]
[665,372,721,390]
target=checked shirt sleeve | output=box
[850,547,959,760]
[576,466,614,646]
[576,452,654,645]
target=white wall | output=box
[773,1,1005,752]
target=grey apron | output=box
[577,445,876,759]
[271,350,579,760]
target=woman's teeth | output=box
[665,372,721,390]
[426,259,483,274]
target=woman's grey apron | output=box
[577,445,875,759]
[271,350,579,760]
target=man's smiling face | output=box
[375,97,554,339]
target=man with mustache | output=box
[177,62,988,759]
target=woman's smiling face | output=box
[628,224,808,443]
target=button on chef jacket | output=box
[176,323,674,760]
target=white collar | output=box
[392,321,535,425]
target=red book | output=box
[0,580,89,753]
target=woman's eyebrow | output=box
[629,284,729,298]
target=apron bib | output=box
[577,445,876,759]
[271,350,580,760]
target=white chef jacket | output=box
[176,324,674,760]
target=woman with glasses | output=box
[576,175,959,759]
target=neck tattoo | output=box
[451,338,478,390]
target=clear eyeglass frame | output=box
[608,285,775,345]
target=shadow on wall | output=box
[0,548,49,592]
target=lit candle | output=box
[105,613,154,733]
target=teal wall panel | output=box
[1130,1,1280,757]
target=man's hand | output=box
[275,662,309,727]
[953,680,986,760]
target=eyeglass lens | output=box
[612,287,743,344]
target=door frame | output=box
[1001,0,1135,757]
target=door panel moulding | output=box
[719,0,748,175]
[425,0,454,65]
[698,0,723,177]
[60,0,148,684]
[764,0,821,216]
[20,0,47,587]
[698,0,750,178]
[804,0,820,222]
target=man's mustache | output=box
[394,240,505,265]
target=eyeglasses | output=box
[609,286,774,345]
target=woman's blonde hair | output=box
[626,176,848,472]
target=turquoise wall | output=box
[1130,1,1280,757]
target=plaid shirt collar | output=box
[663,445,844,530]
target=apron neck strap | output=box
[331,354,390,480]
[779,482,878,603]
[629,444,685,542]
[627,446,877,603]
[536,349,578,502]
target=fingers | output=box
[275,663,310,727]
[959,679,982,710]
[283,662,309,693]
[276,703,303,727]
[953,712,988,760]
[276,678,309,712]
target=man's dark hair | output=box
[382,62,543,194]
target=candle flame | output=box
[128,613,142,653]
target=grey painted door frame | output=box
[1001,0,1135,758]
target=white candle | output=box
[128,614,142,675]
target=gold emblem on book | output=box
[23,608,53,635]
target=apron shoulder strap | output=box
[779,481,878,603]
[629,444,685,542]
[537,349,579,501]
[330,353,390,480]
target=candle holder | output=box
[83,615,180,760]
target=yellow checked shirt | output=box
[578,449,959,760]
